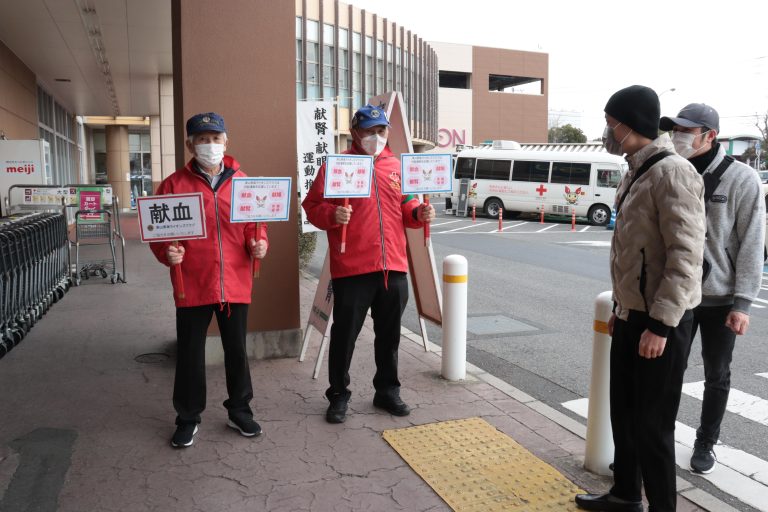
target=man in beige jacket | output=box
[576,85,706,512]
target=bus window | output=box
[597,168,622,188]
[551,162,590,185]
[512,160,550,182]
[475,159,511,180]
[455,157,476,179]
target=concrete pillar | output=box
[105,125,130,209]
[158,75,176,180]
[150,115,161,193]
[172,0,300,359]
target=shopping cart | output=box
[73,209,120,285]
[1,212,70,360]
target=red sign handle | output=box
[173,241,185,300]
[340,198,350,253]
[423,194,430,246]
[252,222,261,278]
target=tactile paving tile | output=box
[382,417,584,511]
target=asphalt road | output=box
[305,206,768,511]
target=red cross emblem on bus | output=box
[536,184,548,196]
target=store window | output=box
[365,36,373,100]
[306,20,320,99]
[352,32,362,108]
[376,40,384,93]
[338,28,350,107]
[296,17,304,99]
[322,23,335,100]
[37,85,81,185]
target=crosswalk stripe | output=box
[682,381,768,428]
[562,397,768,511]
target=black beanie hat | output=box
[604,85,660,141]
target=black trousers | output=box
[691,305,736,446]
[610,310,694,512]
[173,303,253,426]
[326,271,408,400]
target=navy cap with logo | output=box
[186,112,227,136]
[351,104,390,129]
[660,103,720,133]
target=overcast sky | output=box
[349,0,768,140]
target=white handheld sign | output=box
[230,177,292,222]
[323,155,373,198]
[401,153,453,194]
[137,193,206,242]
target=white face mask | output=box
[671,131,709,159]
[602,123,630,156]
[360,133,387,156]
[194,143,225,168]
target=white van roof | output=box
[457,140,625,165]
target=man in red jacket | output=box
[150,112,268,448]
[302,104,435,424]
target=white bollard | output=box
[584,290,615,476]
[441,255,468,381]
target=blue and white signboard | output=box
[323,154,374,198]
[400,153,453,194]
[230,177,292,222]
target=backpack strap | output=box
[615,150,674,213]
[703,155,734,202]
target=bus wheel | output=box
[484,198,503,218]
[588,205,611,226]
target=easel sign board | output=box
[369,91,443,327]
[323,155,373,198]
[136,193,206,243]
[230,177,292,222]
[401,154,453,195]
[308,252,333,334]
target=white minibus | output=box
[451,141,628,226]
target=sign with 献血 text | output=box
[401,153,453,195]
[136,193,206,242]
[230,177,292,222]
[323,155,373,198]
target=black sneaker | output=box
[326,396,348,423]
[171,424,198,448]
[373,392,411,416]
[227,416,262,437]
[690,440,716,474]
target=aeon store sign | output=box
[437,128,467,148]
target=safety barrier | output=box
[0,212,70,360]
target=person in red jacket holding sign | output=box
[302,104,435,424]
[150,112,268,448]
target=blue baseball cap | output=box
[351,105,390,129]
[186,112,226,136]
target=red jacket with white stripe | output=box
[149,155,267,307]
[302,145,423,279]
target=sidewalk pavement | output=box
[0,217,718,511]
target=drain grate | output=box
[134,352,170,364]
[466,315,538,336]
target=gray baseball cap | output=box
[660,103,719,133]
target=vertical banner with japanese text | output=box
[297,100,335,233]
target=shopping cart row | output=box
[0,212,70,359]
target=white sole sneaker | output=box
[171,425,198,448]
[227,419,261,437]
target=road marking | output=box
[430,219,463,228]
[501,222,528,231]
[753,304,766,309]
[579,226,591,232]
[536,225,557,233]
[438,221,492,233]
[562,397,768,511]
[753,297,768,306]
[682,381,768,428]
[558,241,611,247]
[757,373,768,380]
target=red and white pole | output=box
[472,205,476,223]
[571,208,576,231]
[498,206,503,232]
[540,204,545,224]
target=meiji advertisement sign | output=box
[0,140,45,189]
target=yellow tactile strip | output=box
[382,417,584,511]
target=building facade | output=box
[295,0,438,151]
[431,41,549,152]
